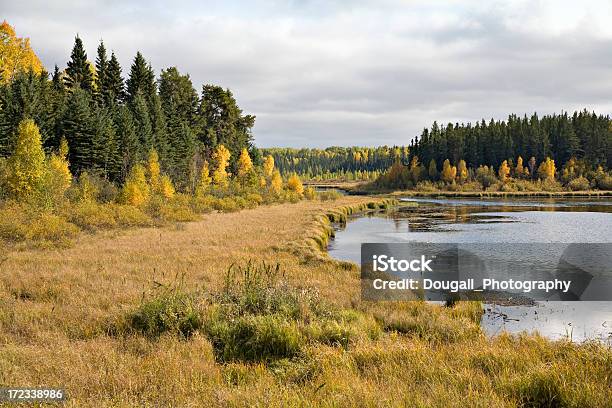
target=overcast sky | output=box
[3,0,612,147]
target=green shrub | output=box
[127,286,202,338]
[204,313,305,362]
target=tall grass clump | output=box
[126,278,203,338]
[202,261,380,363]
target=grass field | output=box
[1,196,611,407]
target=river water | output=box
[328,197,612,344]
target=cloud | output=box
[2,0,612,147]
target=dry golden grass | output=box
[0,196,611,407]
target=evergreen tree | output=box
[64,36,94,92]
[125,51,155,104]
[62,88,94,173]
[94,40,108,104]
[105,52,125,105]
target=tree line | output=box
[260,146,410,180]
[0,24,257,191]
[410,111,611,172]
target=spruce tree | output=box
[114,105,138,179]
[62,88,94,173]
[95,40,109,104]
[64,35,94,92]
[125,51,155,104]
[105,52,125,105]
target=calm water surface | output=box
[328,197,612,344]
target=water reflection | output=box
[328,197,612,343]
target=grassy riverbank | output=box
[1,197,611,407]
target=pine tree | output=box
[125,51,155,104]
[130,92,153,158]
[114,105,138,179]
[428,159,438,180]
[62,88,94,173]
[64,35,94,92]
[94,40,108,104]
[105,52,124,105]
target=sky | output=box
[3,0,612,147]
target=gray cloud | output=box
[2,0,612,147]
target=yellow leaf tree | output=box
[270,169,282,194]
[121,164,150,206]
[7,119,45,199]
[515,156,524,178]
[498,160,510,182]
[236,148,253,179]
[263,155,274,178]
[537,157,556,180]
[457,159,468,184]
[40,138,72,206]
[440,159,456,184]
[0,21,44,84]
[146,150,161,193]
[159,175,175,199]
[287,174,304,195]
[212,144,231,187]
[196,161,212,196]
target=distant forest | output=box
[410,111,611,171]
[260,146,410,181]
[0,24,257,190]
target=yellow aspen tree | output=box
[7,119,45,199]
[212,144,231,187]
[287,174,304,195]
[159,175,175,199]
[0,21,44,84]
[196,161,212,196]
[537,157,556,180]
[441,159,456,183]
[270,169,282,194]
[498,160,510,182]
[515,156,524,177]
[457,159,468,184]
[121,164,150,206]
[263,155,275,178]
[146,150,161,193]
[237,148,253,179]
[42,150,72,205]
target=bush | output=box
[597,174,612,190]
[0,202,79,246]
[205,313,304,362]
[303,186,316,200]
[318,189,342,201]
[127,285,202,338]
[567,176,590,191]
[67,201,118,231]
